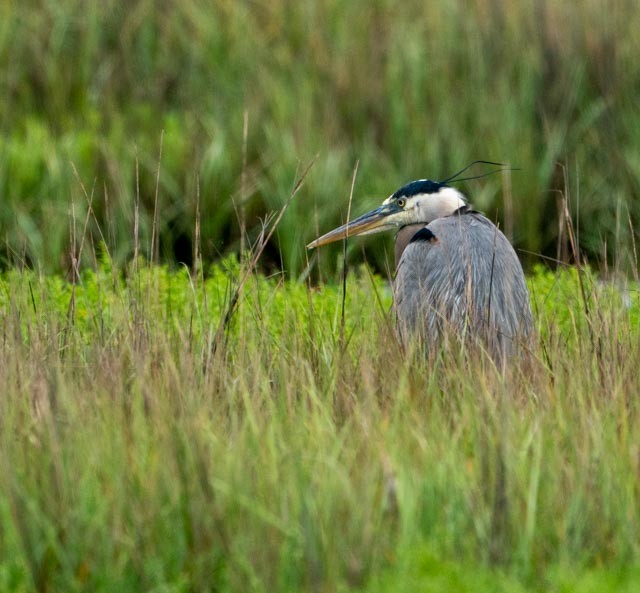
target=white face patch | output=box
[404,195,423,211]
[414,187,466,222]
[381,186,467,225]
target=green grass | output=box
[0,258,639,592]
[2,0,640,274]
[3,2,640,590]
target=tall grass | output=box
[3,2,640,591]
[0,254,639,591]
[1,0,640,274]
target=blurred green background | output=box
[1,0,639,277]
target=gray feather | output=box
[393,212,533,357]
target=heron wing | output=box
[393,212,533,352]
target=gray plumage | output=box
[393,211,533,357]
[307,175,534,360]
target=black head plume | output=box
[439,160,519,185]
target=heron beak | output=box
[307,203,402,249]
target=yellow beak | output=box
[307,202,401,249]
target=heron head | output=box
[307,180,467,249]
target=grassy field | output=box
[0,252,639,592]
[3,1,640,591]
[1,0,640,275]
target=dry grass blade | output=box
[150,130,164,266]
[341,160,359,342]
[211,154,319,354]
[134,146,141,271]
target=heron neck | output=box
[395,224,425,268]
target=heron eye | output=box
[397,198,406,208]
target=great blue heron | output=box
[307,173,533,358]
